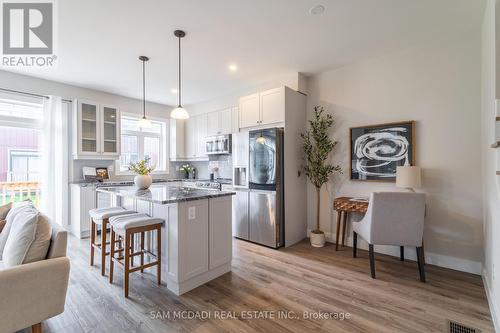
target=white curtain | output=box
[40,96,68,225]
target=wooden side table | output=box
[333,197,369,251]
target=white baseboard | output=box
[306,229,482,275]
[482,269,500,332]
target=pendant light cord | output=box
[178,35,181,107]
[142,58,146,118]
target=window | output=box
[0,94,43,206]
[118,115,168,173]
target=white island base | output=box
[105,188,233,296]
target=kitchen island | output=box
[96,184,235,295]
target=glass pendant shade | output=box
[137,116,152,128]
[170,30,189,120]
[170,106,189,119]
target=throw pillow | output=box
[0,200,33,258]
[0,202,11,220]
[2,205,50,267]
[23,213,51,264]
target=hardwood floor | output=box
[37,236,494,333]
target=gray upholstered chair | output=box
[352,192,426,282]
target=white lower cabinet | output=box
[70,184,96,239]
[159,196,233,295]
[209,196,232,269]
[178,199,209,281]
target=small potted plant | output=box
[301,106,342,247]
[179,164,193,179]
[129,157,155,189]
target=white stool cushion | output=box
[110,213,164,235]
[89,207,136,224]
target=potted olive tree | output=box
[301,106,342,247]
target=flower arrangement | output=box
[128,157,155,175]
[180,164,194,178]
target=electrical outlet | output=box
[188,206,196,220]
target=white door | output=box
[239,93,260,128]
[78,100,100,155]
[185,116,196,158]
[100,104,120,155]
[260,87,284,125]
[196,113,208,157]
[207,111,219,136]
[218,108,232,135]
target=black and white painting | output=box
[350,121,415,181]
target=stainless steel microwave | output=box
[205,135,231,155]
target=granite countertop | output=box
[71,178,232,187]
[96,184,235,204]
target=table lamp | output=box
[396,166,421,192]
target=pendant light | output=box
[170,30,189,119]
[137,55,152,128]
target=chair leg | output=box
[416,246,426,282]
[335,211,342,251]
[352,232,357,258]
[341,212,347,247]
[124,231,131,297]
[101,219,107,276]
[157,226,161,285]
[400,246,404,261]
[140,231,145,273]
[109,229,115,284]
[31,322,42,333]
[130,234,135,268]
[90,220,95,266]
[369,244,376,279]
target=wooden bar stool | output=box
[108,213,164,297]
[89,207,136,276]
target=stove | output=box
[193,181,222,191]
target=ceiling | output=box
[1,0,485,106]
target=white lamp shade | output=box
[137,117,152,128]
[396,166,421,189]
[170,106,189,119]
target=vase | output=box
[310,230,326,247]
[134,174,152,189]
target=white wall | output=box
[481,0,500,329]
[306,31,483,274]
[0,70,173,180]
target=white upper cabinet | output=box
[219,108,232,135]
[73,99,120,159]
[196,113,208,157]
[239,87,285,129]
[207,108,232,136]
[207,111,219,136]
[185,116,196,158]
[239,93,260,128]
[174,114,208,161]
[100,104,120,155]
[260,88,284,125]
[231,106,239,134]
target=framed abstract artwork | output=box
[350,121,415,181]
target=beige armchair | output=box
[352,192,426,282]
[0,218,70,333]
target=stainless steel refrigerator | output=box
[246,127,284,248]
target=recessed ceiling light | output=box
[309,4,325,15]
[171,88,178,94]
[228,64,238,72]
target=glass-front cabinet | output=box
[73,99,120,159]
